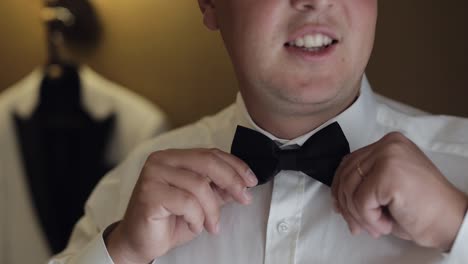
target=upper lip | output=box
[286,24,340,44]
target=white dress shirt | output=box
[49,77,468,264]
[0,66,169,264]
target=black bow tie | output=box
[231,122,350,187]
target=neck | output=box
[243,89,359,140]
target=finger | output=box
[148,183,206,235]
[331,154,347,203]
[211,184,234,205]
[332,145,372,200]
[210,149,258,187]
[336,147,387,236]
[339,204,362,235]
[333,180,375,237]
[338,164,366,235]
[338,137,384,177]
[333,198,341,214]
[353,168,393,236]
[337,146,373,183]
[339,181,380,237]
[333,146,369,214]
[150,149,252,205]
[155,164,222,234]
[392,225,411,241]
[332,161,362,235]
[339,154,383,236]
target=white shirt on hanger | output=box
[0,66,169,264]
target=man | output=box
[50,0,468,263]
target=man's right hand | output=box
[105,148,258,264]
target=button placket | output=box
[264,171,305,264]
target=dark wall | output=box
[368,0,468,116]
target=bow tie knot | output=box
[231,122,350,187]
[277,148,299,171]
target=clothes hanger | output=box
[39,2,81,113]
[41,4,75,79]
[12,0,116,254]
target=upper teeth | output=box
[289,33,334,49]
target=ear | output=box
[197,0,218,30]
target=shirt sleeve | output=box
[443,210,468,264]
[47,217,115,264]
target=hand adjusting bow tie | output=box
[231,122,350,187]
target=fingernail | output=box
[215,222,220,234]
[190,223,202,234]
[243,187,252,202]
[246,169,258,185]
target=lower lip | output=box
[285,44,337,61]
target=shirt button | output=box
[277,221,289,234]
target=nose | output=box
[290,0,332,11]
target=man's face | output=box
[201,0,378,116]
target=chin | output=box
[278,81,342,105]
[270,80,358,116]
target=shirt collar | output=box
[235,75,378,152]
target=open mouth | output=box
[285,33,339,52]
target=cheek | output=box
[354,0,378,39]
[238,3,284,49]
[342,0,378,35]
[345,0,378,63]
[231,6,285,75]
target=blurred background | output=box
[0,0,467,263]
[0,0,466,126]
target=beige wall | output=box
[0,1,45,89]
[0,1,467,127]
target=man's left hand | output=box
[331,132,468,251]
